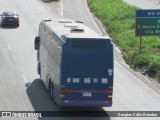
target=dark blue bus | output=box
[35,19,114,107]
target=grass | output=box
[88,0,160,77]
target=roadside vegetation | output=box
[88,0,160,79]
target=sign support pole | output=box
[140,36,142,52]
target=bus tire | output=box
[1,23,3,27]
[37,52,40,61]
[51,82,54,100]
[37,63,41,75]
[49,79,54,100]
[48,79,51,92]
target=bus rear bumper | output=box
[60,100,112,107]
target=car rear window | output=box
[3,12,17,16]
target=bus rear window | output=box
[72,40,105,49]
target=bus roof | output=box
[41,19,110,40]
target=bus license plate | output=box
[83,92,92,97]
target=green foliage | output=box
[148,56,160,76]
[88,0,160,77]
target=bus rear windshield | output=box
[71,39,106,49]
[62,38,113,69]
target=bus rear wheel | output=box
[37,63,41,75]
[49,80,54,100]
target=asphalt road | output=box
[0,0,160,120]
[62,0,102,35]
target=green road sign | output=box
[136,18,160,36]
[136,10,160,36]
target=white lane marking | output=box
[84,0,102,35]
[115,46,121,53]
[21,74,28,84]
[8,70,17,83]
[61,0,63,16]
[34,24,38,30]
[7,44,12,50]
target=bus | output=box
[34,19,114,107]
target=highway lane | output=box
[0,0,37,112]
[62,0,102,35]
[62,0,160,119]
[0,0,60,119]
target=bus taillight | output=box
[107,86,113,98]
[60,86,66,98]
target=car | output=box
[1,12,19,27]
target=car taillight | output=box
[15,17,19,21]
[3,17,6,20]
